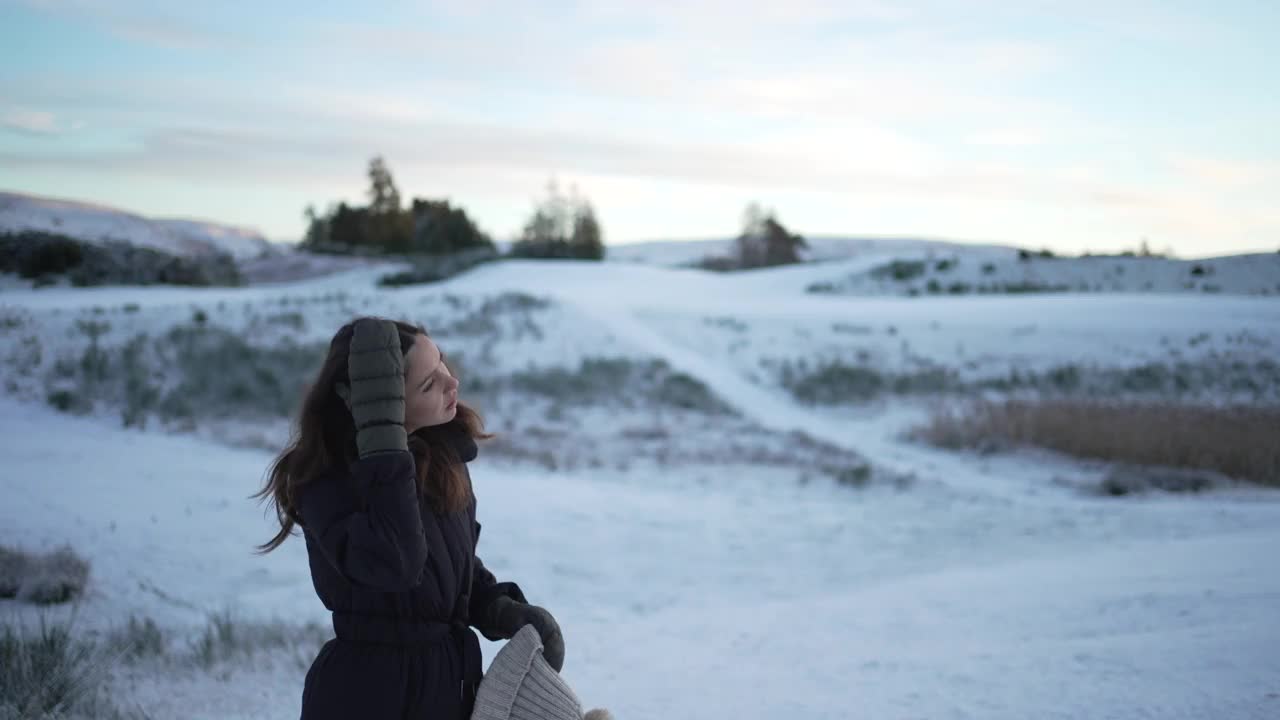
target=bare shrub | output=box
[19,547,91,605]
[507,357,737,416]
[912,399,1280,487]
[0,547,28,598]
[1,607,328,718]
[43,322,328,426]
[0,545,90,605]
[0,612,134,719]
[781,361,960,404]
[189,608,329,670]
[109,616,167,661]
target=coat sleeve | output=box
[296,450,429,592]
[469,518,528,641]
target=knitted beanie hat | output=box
[471,624,613,720]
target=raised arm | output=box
[297,451,428,591]
[300,317,426,591]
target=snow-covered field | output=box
[2,256,1279,719]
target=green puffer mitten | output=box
[334,318,409,457]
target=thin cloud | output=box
[0,120,1191,213]
[2,109,57,135]
[320,6,1067,125]
[1165,153,1274,188]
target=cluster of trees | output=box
[301,158,812,275]
[302,158,604,262]
[734,203,807,268]
[698,203,808,271]
[301,157,495,257]
[509,182,604,261]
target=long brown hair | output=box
[251,317,492,555]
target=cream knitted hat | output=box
[471,624,612,720]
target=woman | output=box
[253,316,565,719]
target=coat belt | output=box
[331,612,483,711]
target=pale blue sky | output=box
[2,0,1276,257]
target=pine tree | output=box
[410,198,493,255]
[363,157,410,252]
[367,156,401,215]
[571,202,604,260]
[511,180,605,260]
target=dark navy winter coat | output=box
[296,427,526,719]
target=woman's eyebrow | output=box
[419,351,447,389]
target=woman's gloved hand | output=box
[334,318,408,458]
[481,596,565,672]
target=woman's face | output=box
[403,334,459,433]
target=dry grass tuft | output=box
[912,399,1280,487]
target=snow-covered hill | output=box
[606,235,999,266]
[0,191,277,261]
[609,236,1280,297]
[810,248,1280,297]
[155,218,278,261]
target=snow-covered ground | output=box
[2,256,1279,718]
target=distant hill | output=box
[607,235,1280,297]
[0,191,278,261]
[606,235,1010,267]
[805,248,1280,297]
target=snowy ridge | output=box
[153,217,278,261]
[609,235,1280,296]
[812,247,1280,297]
[0,190,276,261]
[606,235,1001,267]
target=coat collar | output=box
[440,422,478,463]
